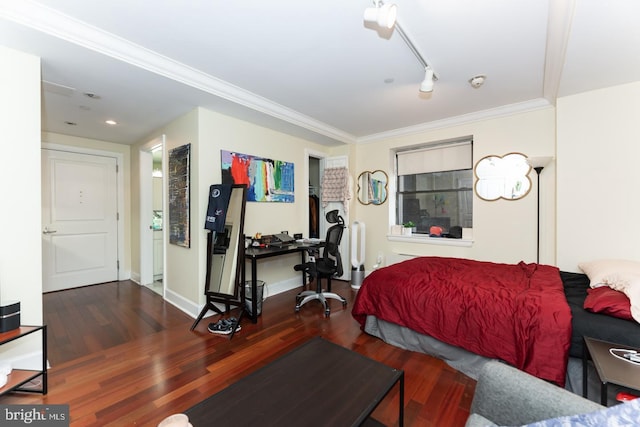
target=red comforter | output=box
[352,257,572,385]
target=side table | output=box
[583,336,640,405]
[0,325,47,395]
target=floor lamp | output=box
[527,156,553,264]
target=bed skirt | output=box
[364,315,627,404]
[364,315,491,379]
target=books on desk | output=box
[295,238,322,248]
[296,238,322,243]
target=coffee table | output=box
[185,337,404,426]
[583,336,640,405]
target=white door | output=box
[42,149,119,292]
[319,156,350,280]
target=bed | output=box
[352,256,640,390]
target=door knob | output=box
[43,227,57,234]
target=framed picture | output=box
[221,150,294,203]
[168,143,191,247]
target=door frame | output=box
[139,136,165,290]
[42,142,126,280]
[304,148,325,239]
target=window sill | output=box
[387,234,473,247]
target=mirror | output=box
[474,153,532,201]
[357,170,388,205]
[205,185,247,297]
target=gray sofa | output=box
[465,361,603,426]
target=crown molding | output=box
[357,98,553,144]
[0,1,557,148]
[2,0,356,145]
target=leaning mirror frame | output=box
[205,184,247,298]
[474,153,532,201]
[357,170,389,205]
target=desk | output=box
[244,243,315,321]
[185,337,404,427]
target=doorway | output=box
[139,136,165,296]
[308,156,320,238]
[305,151,350,280]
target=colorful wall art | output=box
[221,150,294,203]
[168,143,191,247]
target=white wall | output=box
[557,82,640,271]
[352,107,557,270]
[0,46,42,364]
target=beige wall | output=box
[41,132,132,278]
[131,105,565,317]
[198,109,334,297]
[0,46,42,364]
[557,81,640,271]
[131,107,335,315]
[352,107,557,270]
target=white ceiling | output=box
[1,0,639,146]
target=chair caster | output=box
[324,309,330,317]
[295,304,301,313]
[341,300,347,307]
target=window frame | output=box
[390,138,474,244]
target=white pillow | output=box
[579,259,640,323]
[578,259,640,288]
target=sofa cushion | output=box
[469,361,602,425]
[464,413,497,427]
[520,398,640,426]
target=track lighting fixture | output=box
[363,1,397,29]
[420,67,434,93]
[364,2,438,93]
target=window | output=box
[396,139,473,235]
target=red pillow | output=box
[584,286,633,320]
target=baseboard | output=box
[119,268,131,281]
[164,287,201,318]
[261,277,301,299]
[160,278,304,320]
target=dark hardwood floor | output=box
[1,280,475,426]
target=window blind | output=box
[397,141,472,176]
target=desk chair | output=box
[294,210,348,316]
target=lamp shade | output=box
[420,67,434,92]
[363,3,397,29]
[526,156,553,169]
[527,155,552,264]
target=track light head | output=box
[420,67,434,93]
[363,2,397,29]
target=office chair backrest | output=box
[323,210,344,277]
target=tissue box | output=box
[0,301,20,333]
